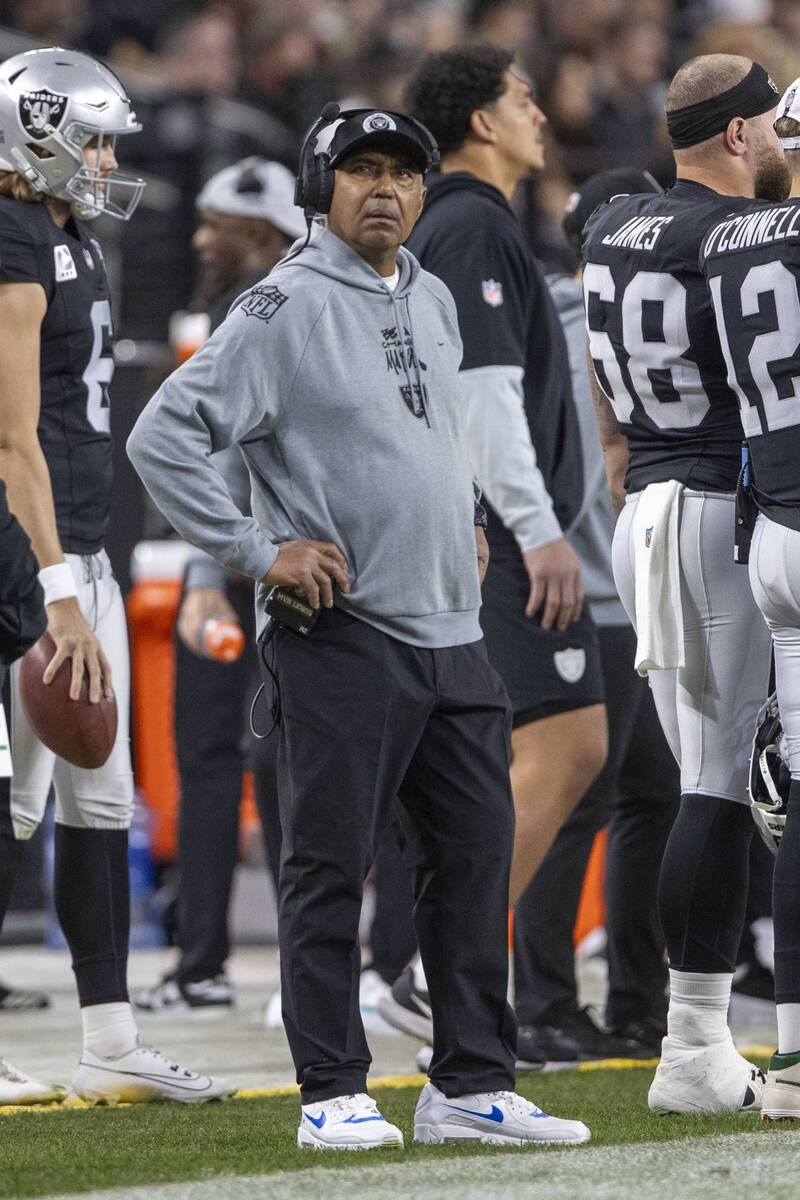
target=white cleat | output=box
[0,1058,66,1105]
[71,1040,236,1105]
[648,1035,764,1115]
[413,1081,590,1146]
[762,1050,800,1122]
[298,1092,404,1150]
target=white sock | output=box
[81,1002,138,1058]
[776,1004,800,1055]
[666,969,732,1046]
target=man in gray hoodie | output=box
[128,106,590,1150]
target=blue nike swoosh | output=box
[343,1114,386,1123]
[446,1103,504,1122]
[305,1111,326,1129]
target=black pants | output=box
[368,823,417,984]
[267,607,517,1103]
[514,624,680,1028]
[173,580,280,983]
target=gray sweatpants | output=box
[749,512,800,779]
[613,489,771,802]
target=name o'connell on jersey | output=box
[582,180,754,494]
[702,199,800,257]
[701,195,800,532]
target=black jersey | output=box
[0,196,114,553]
[700,196,800,532]
[582,179,753,493]
[406,172,583,557]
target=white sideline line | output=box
[35,1132,800,1200]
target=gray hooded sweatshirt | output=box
[127,225,483,648]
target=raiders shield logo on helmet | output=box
[19,88,67,140]
[554,647,586,684]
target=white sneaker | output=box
[413,1081,590,1145]
[71,1040,236,1104]
[359,969,401,1037]
[762,1050,800,1121]
[648,1035,765,1115]
[0,1058,66,1105]
[298,1092,404,1150]
[263,986,283,1029]
[416,1044,433,1074]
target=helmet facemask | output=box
[13,119,144,220]
[748,691,790,855]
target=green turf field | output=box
[4,1058,800,1200]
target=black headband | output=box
[666,62,780,149]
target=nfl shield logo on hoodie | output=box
[481,279,503,307]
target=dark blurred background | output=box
[1,0,799,586]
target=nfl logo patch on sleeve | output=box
[53,244,77,282]
[481,279,503,307]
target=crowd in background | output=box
[0,0,795,595]
[3,0,800,342]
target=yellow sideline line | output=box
[0,1049,776,1117]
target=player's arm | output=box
[0,281,112,702]
[461,365,582,629]
[585,339,629,515]
[433,231,582,631]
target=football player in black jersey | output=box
[0,48,230,1104]
[700,77,800,1121]
[583,53,789,1115]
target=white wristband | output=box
[38,562,78,606]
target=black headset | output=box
[294,103,439,218]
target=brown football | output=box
[18,632,118,769]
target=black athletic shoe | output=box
[516,1023,581,1071]
[0,983,49,1011]
[377,966,432,1041]
[605,1015,665,1059]
[554,1006,656,1060]
[133,974,234,1016]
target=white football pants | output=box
[749,513,800,780]
[613,489,771,802]
[9,549,134,837]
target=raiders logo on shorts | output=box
[554,647,586,683]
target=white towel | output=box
[0,703,11,778]
[632,480,684,676]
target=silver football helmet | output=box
[0,47,144,220]
[748,691,790,856]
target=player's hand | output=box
[177,587,238,657]
[43,596,112,703]
[475,526,490,585]
[522,537,583,632]
[261,540,350,610]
